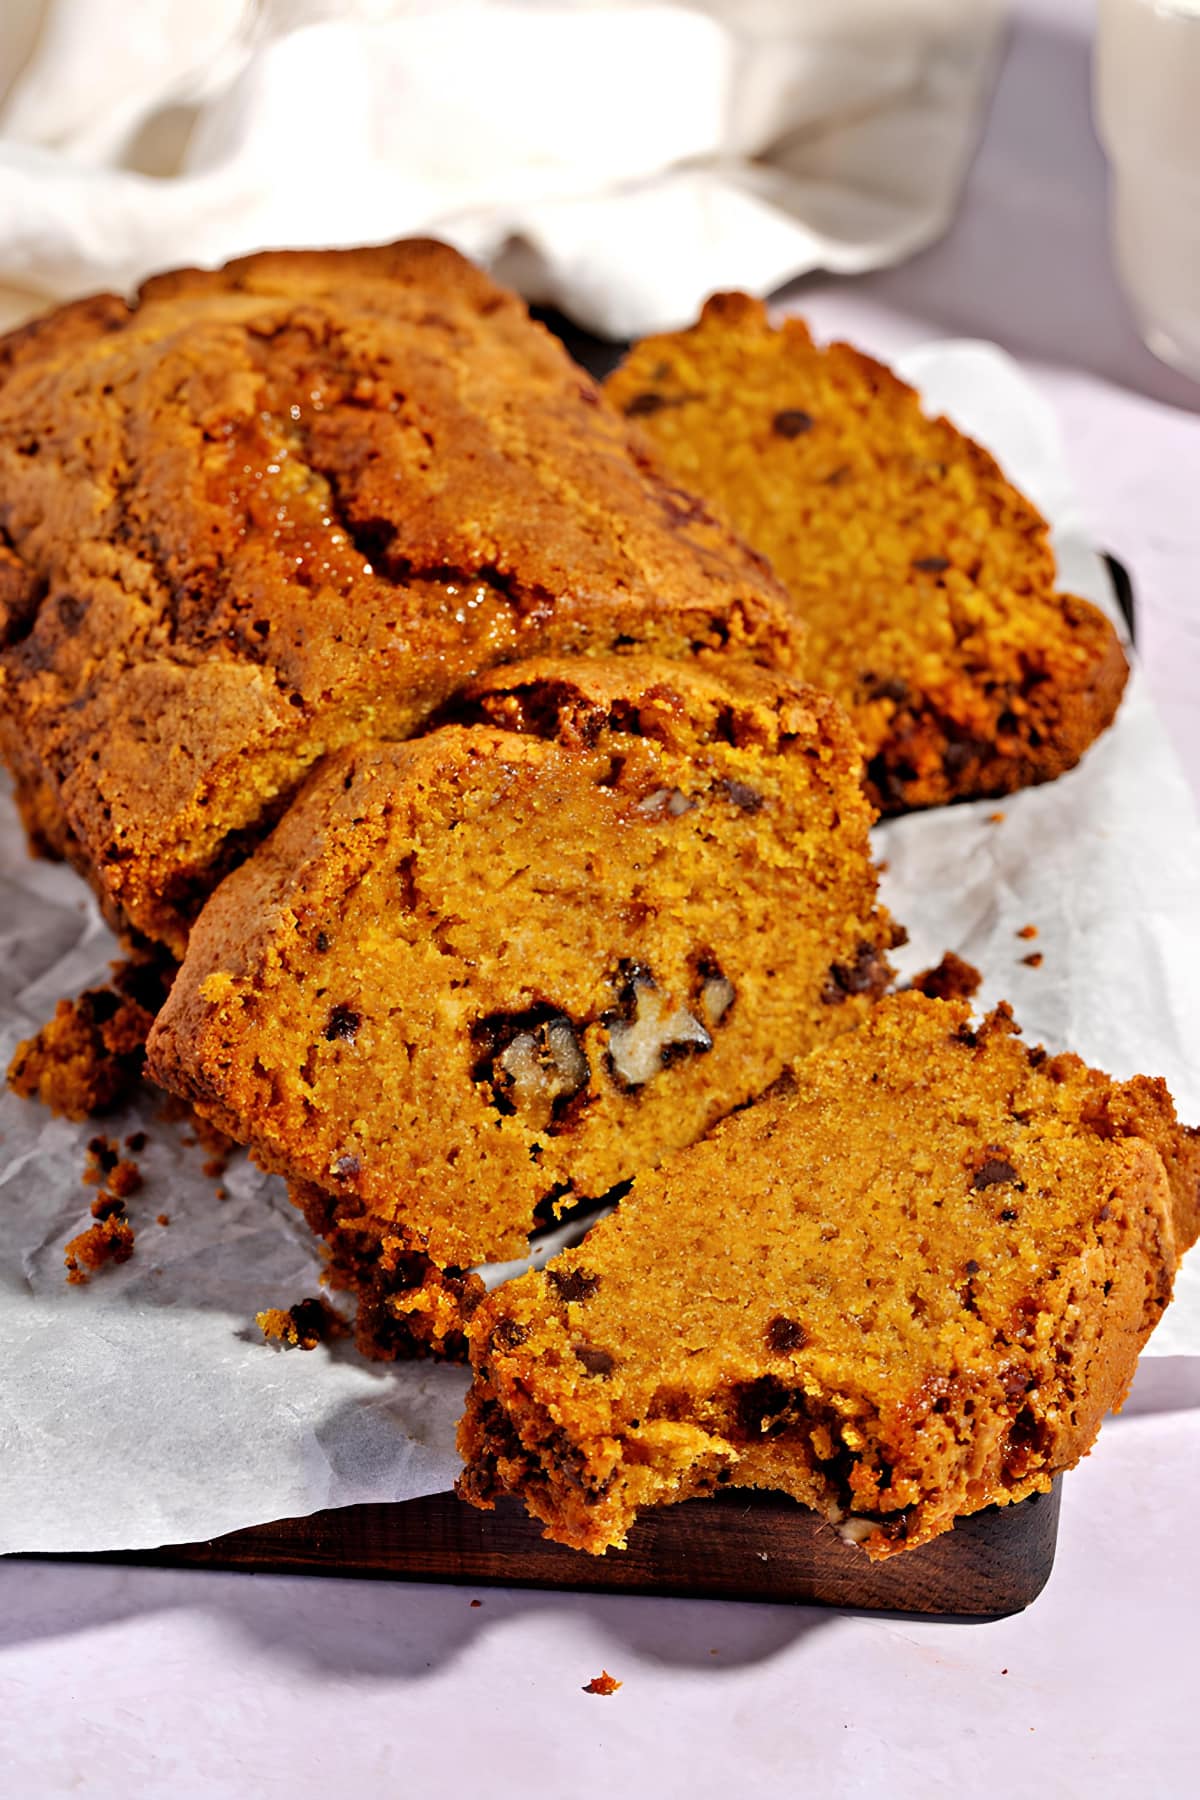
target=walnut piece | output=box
[495,1016,590,1132]
[607,977,713,1088]
[701,973,736,1026]
[636,787,693,817]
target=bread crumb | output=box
[7,958,170,1121]
[82,1135,119,1186]
[987,811,1006,824]
[108,1159,142,1198]
[1016,924,1038,940]
[257,1296,344,1350]
[156,1212,170,1227]
[469,1599,482,1608]
[65,1214,135,1283]
[583,1671,622,1696]
[1021,952,1044,969]
[911,951,982,1004]
[89,1193,125,1221]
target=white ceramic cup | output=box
[1094,0,1200,381]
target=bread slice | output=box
[0,246,797,953]
[605,296,1128,812]
[146,654,898,1355]
[458,994,1198,1556]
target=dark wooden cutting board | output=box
[73,1481,1061,1619]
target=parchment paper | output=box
[2,341,1198,1555]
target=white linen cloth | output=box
[0,0,1005,337]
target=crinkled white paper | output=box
[1,340,1198,1556]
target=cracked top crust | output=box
[0,241,798,951]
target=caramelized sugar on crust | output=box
[605,295,1128,812]
[458,994,1199,1559]
[0,244,797,952]
[146,654,896,1349]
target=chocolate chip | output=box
[492,1318,529,1352]
[624,392,674,417]
[55,593,87,633]
[772,409,814,439]
[332,1153,361,1180]
[574,1343,615,1377]
[821,941,888,1005]
[716,777,764,814]
[942,740,980,779]
[860,673,910,705]
[1000,1365,1032,1402]
[965,1260,980,1276]
[972,1158,1021,1190]
[547,1267,601,1303]
[766,1315,808,1354]
[913,555,951,573]
[323,1004,362,1043]
[315,931,330,953]
[999,1207,1020,1223]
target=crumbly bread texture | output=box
[458,994,1199,1559]
[0,244,798,953]
[605,296,1128,812]
[7,956,172,1120]
[147,653,897,1352]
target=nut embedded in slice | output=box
[605,295,1128,812]
[146,653,897,1353]
[457,993,1199,1557]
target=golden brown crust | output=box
[146,652,894,1343]
[605,294,1129,812]
[0,244,798,952]
[458,993,1194,1558]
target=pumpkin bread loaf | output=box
[458,993,1199,1557]
[0,245,797,953]
[146,653,898,1354]
[605,295,1128,813]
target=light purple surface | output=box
[2,3,1198,1791]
